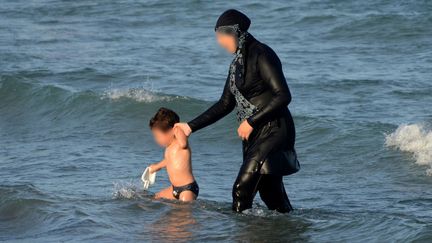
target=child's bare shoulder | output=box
[165,141,184,154]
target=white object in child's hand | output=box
[141,167,157,190]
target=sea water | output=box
[1,0,432,242]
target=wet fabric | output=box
[242,116,296,175]
[232,172,293,213]
[187,33,298,213]
[172,181,199,199]
[188,34,297,175]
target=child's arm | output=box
[149,159,166,173]
[174,126,188,149]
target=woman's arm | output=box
[186,75,235,133]
[247,48,291,127]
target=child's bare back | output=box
[148,108,199,202]
[165,136,194,186]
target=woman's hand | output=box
[173,126,188,149]
[174,123,192,137]
[238,120,253,140]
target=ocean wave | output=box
[310,79,390,91]
[385,124,432,175]
[0,77,210,128]
[326,13,431,40]
[102,87,182,103]
[293,14,339,26]
[0,184,52,222]
[0,76,186,104]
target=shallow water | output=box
[1,0,432,242]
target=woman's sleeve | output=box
[187,76,235,132]
[247,48,292,127]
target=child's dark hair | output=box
[149,107,180,132]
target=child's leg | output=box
[155,186,175,200]
[179,191,197,202]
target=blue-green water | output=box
[1,1,432,242]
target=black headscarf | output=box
[215,10,258,122]
[215,9,251,32]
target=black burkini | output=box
[188,9,298,213]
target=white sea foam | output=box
[385,124,432,175]
[103,87,175,103]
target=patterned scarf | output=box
[216,24,259,122]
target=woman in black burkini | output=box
[175,9,298,213]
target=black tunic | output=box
[188,34,296,176]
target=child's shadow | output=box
[147,200,197,242]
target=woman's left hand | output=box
[238,120,253,140]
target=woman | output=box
[175,9,298,213]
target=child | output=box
[148,107,199,202]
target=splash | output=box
[112,181,140,199]
[102,87,175,103]
[385,124,432,175]
[241,204,285,217]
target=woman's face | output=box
[216,32,237,54]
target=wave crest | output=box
[102,87,180,103]
[385,124,432,175]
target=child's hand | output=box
[149,164,158,173]
[148,159,166,173]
